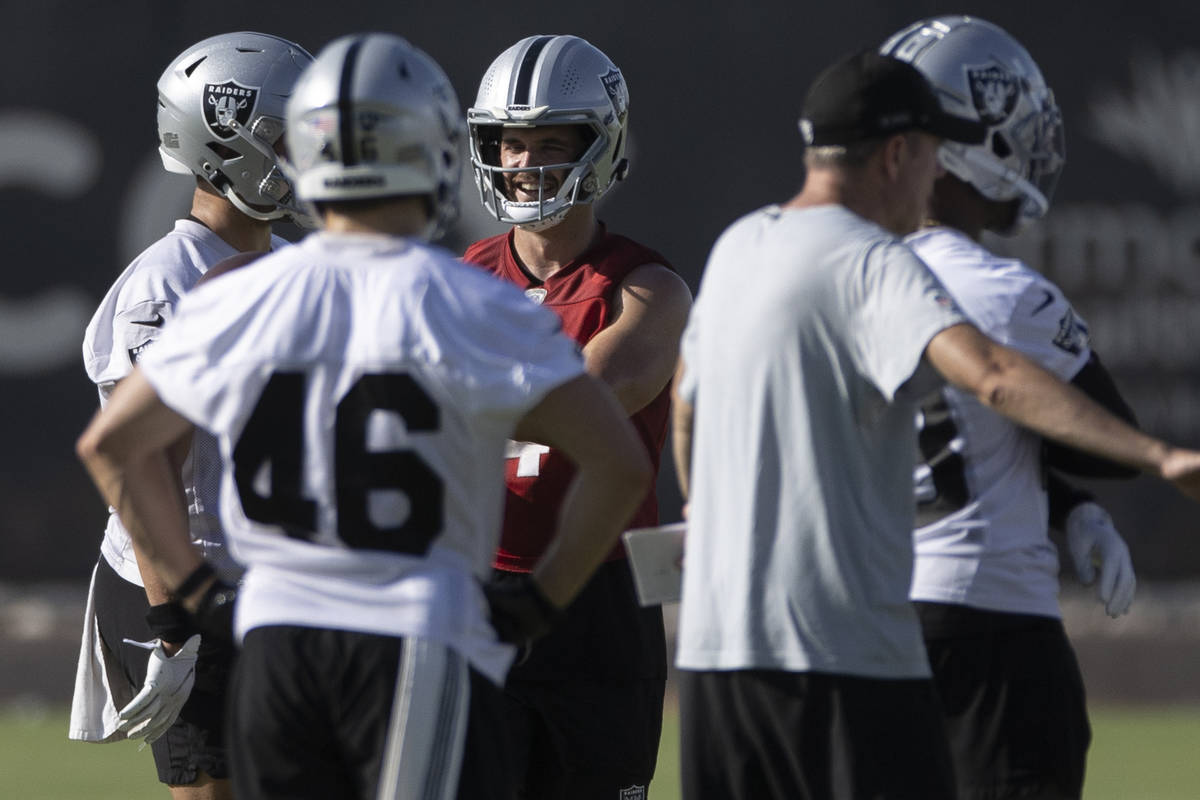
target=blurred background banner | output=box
[3,0,1198,582]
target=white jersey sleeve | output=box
[907,226,1091,379]
[83,220,240,396]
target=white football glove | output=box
[1065,502,1136,618]
[117,633,201,745]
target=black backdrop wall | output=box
[5,0,1198,579]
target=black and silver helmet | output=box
[157,31,314,224]
[284,33,463,240]
[882,15,1065,223]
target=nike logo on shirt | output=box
[132,314,166,328]
[1031,290,1055,315]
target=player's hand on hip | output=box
[116,633,201,744]
[1066,502,1135,618]
[483,574,564,655]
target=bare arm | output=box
[671,355,694,501]
[926,323,1200,499]
[511,373,653,607]
[582,263,692,414]
[77,369,205,595]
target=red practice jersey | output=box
[463,226,673,571]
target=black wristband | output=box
[172,562,216,601]
[145,601,198,643]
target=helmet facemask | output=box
[938,80,1065,223]
[214,115,316,227]
[469,119,609,231]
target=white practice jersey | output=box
[907,226,1091,618]
[139,231,585,684]
[82,219,287,585]
[675,205,965,679]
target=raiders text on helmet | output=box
[881,16,1065,224]
[283,33,464,241]
[157,32,314,225]
[468,35,630,231]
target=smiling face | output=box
[496,124,591,203]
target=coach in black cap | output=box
[800,49,988,147]
[669,46,1174,800]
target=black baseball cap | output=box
[799,50,987,147]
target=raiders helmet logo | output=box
[966,66,1019,125]
[600,68,628,120]
[203,81,259,140]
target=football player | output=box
[69,31,311,800]
[76,32,652,800]
[463,34,692,800]
[674,47,1200,800]
[883,15,1140,800]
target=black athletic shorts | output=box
[92,556,233,786]
[230,626,514,800]
[679,668,957,800]
[916,601,1092,800]
[491,559,667,800]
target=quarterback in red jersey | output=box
[464,34,692,800]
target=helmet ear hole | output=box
[207,142,241,161]
[991,133,1012,160]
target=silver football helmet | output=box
[284,33,463,240]
[881,16,1065,223]
[468,35,630,231]
[157,32,314,224]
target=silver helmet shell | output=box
[157,32,313,224]
[284,33,463,240]
[881,15,1065,223]
[468,35,630,231]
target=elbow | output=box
[76,418,127,481]
[977,372,1011,412]
[75,426,104,472]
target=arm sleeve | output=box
[1042,351,1140,478]
[1046,470,1097,531]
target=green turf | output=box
[0,709,161,800]
[2,705,1196,798]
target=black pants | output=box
[229,626,514,800]
[916,602,1091,800]
[680,668,957,800]
[92,556,234,785]
[494,560,667,799]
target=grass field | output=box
[2,705,1197,798]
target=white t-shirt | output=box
[139,231,585,684]
[675,205,965,679]
[907,226,1091,618]
[82,219,287,584]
